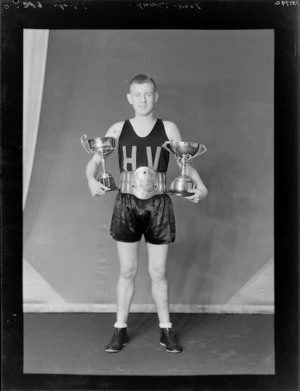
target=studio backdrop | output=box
[23,29,274,313]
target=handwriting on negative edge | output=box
[275,1,298,5]
[133,2,202,10]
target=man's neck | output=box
[130,114,157,137]
[132,113,156,124]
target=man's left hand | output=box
[185,188,207,203]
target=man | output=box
[86,74,208,353]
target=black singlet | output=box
[118,119,170,172]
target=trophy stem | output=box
[101,158,107,173]
[181,156,190,177]
[181,161,187,177]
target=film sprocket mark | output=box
[162,140,207,197]
[81,135,118,191]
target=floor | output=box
[23,313,275,376]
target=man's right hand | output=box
[88,177,110,197]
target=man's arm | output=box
[86,153,110,196]
[164,121,208,203]
[185,164,208,202]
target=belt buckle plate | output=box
[131,167,159,200]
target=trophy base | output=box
[167,189,193,197]
[98,174,118,191]
[168,176,195,198]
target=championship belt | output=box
[119,167,167,200]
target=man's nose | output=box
[140,95,147,102]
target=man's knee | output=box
[120,265,138,280]
[149,265,167,281]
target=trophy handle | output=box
[194,144,207,158]
[162,141,174,155]
[162,140,183,161]
[81,134,92,154]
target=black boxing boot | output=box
[105,325,128,353]
[159,323,182,353]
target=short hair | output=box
[129,74,157,91]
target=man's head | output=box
[129,74,157,92]
[127,74,159,117]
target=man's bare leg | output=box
[147,242,182,353]
[116,240,140,324]
[147,243,170,324]
[105,241,139,352]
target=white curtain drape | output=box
[23,29,49,209]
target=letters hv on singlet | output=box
[118,119,170,172]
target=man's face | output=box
[127,82,159,116]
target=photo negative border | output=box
[1,0,299,390]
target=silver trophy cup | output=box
[162,140,207,197]
[81,135,118,191]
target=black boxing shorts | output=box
[110,192,176,244]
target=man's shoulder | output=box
[162,120,177,128]
[105,121,126,137]
[162,120,181,141]
[110,120,126,131]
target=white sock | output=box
[114,322,127,328]
[159,322,172,329]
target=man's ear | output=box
[154,92,159,103]
[127,93,133,105]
